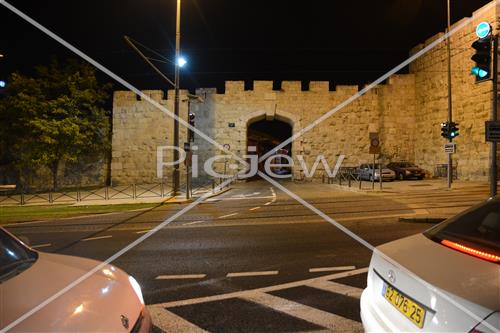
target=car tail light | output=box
[440,240,500,263]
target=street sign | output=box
[485,121,500,142]
[369,132,381,154]
[444,143,456,154]
[476,22,492,39]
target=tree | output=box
[0,59,111,190]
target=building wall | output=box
[111,2,498,184]
[410,2,497,181]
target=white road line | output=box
[307,280,364,299]
[148,306,209,333]
[264,201,272,206]
[241,292,363,332]
[309,265,356,273]
[249,206,261,211]
[155,274,206,280]
[218,212,238,219]
[183,220,206,225]
[135,229,152,234]
[81,235,112,242]
[31,243,52,249]
[227,271,279,278]
[155,267,368,309]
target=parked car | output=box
[0,227,151,332]
[358,163,395,181]
[387,161,425,180]
[360,199,500,332]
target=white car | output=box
[0,227,151,332]
[361,199,500,332]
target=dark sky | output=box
[0,0,492,92]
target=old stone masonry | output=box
[111,2,500,185]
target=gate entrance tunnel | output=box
[247,119,292,178]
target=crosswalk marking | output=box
[148,305,209,333]
[241,292,363,332]
[308,280,363,299]
[309,265,356,273]
[148,268,369,332]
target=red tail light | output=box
[441,239,500,263]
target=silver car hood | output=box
[378,233,500,310]
[0,252,142,332]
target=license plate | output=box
[382,283,426,328]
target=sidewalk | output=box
[327,178,491,195]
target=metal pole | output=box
[379,158,382,190]
[186,99,191,199]
[173,0,181,196]
[491,34,498,198]
[446,0,453,189]
[372,154,375,190]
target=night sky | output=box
[0,0,492,93]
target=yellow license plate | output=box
[383,283,426,328]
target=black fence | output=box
[0,182,174,206]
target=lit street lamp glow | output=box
[0,80,6,88]
[177,56,187,67]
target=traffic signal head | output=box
[471,37,492,82]
[441,122,449,139]
[449,122,459,139]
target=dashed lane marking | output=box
[81,235,112,242]
[309,266,356,273]
[31,243,52,249]
[135,229,152,234]
[249,206,261,211]
[264,201,272,206]
[227,271,279,278]
[241,292,363,332]
[155,274,207,280]
[308,280,363,299]
[183,220,206,225]
[218,212,238,219]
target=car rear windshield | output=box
[425,199,500,256]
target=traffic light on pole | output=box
[441,122,449,139]
[449,122,459,139]
[471,23,492,83]
[188,112,195,142]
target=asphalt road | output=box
[5,180,489,332]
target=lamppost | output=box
[173,0,182,196]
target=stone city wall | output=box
[111,2,498,184]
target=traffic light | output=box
[441,122,449,139]
[441,122,459,140]
[471,23,492,83]
[188,112,195,142]
[449,122,459,139]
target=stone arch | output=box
[241,109,302,179]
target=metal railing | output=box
[0,182,175,206]
[322,167,362,189]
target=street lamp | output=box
[173,0,182,196]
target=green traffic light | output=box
[471,66,489,78]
